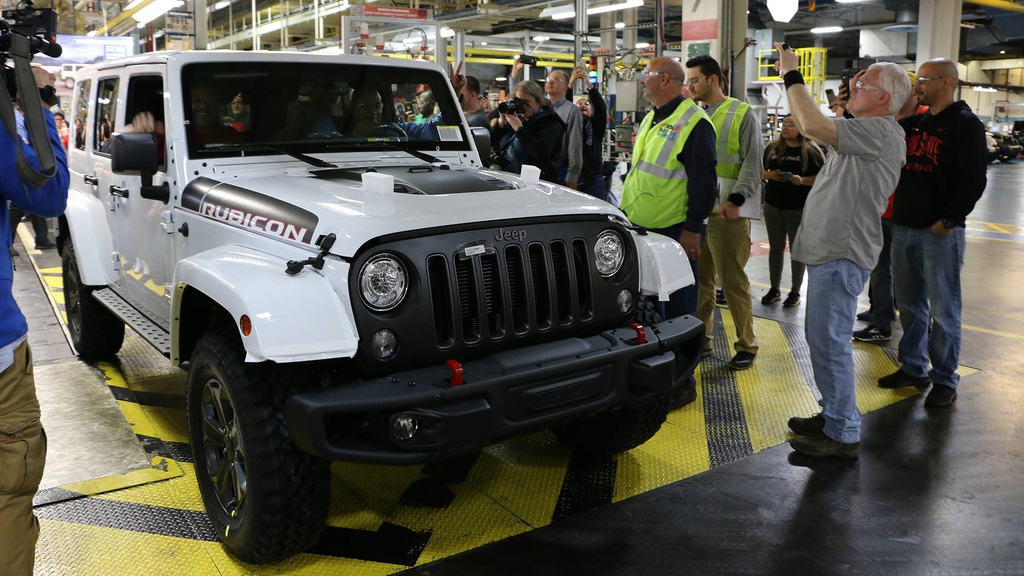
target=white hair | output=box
[871,62,912,116]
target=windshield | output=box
[181,61,470,158]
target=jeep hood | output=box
[180,167,622,256]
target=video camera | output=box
[516,54,538,66]
[1,3,61,102]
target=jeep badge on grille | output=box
[494,228,527,242]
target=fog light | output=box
[392,414,419,441]
[371,329,398,359]
[617,289,633,314]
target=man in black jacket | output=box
[878,58,988,408]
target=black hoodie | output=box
[893,100,987,228]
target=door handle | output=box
[84,174,98,185]
[110,185,129,198]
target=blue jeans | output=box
[806,259,871,444]
[864,218,896,329]
[891,225,966,389]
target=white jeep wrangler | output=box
[60,50,704,563]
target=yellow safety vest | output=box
[709,97,751,180]
[620,99,707,230]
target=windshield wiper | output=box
[326,140,444,165]
[206,143,337,168]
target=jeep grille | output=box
[427,240,593,347]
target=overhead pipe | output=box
[963,0,1024,13]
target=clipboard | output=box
[717,177,762,220]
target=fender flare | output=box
[172,245,359,364]
[63,187,116,286]
[633,231,694,301]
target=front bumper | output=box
[285,316,704,464]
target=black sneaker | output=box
[727,351,756,370]
[761,288,781,305]
[788,413,825,436]
[783,291,801,308]
[35,238,56,249]
[924,385,957,408]
[789,434,860,459]
[853,325,892,342]
[878,368,930,389]
[716,289,727,305]
[856,310,872,322]
[670,386,698,410]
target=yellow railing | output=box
[758,47,828,105]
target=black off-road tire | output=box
[187,325,330,564]
[62,239,125,359]
[552,390,673,458]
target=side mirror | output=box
[470,126,491,166]
[111,132,159,173]
[110,132,170,203]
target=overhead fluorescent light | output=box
[973,86,997,92]
[810,26,844,34]
[495,76,507,81]
[614,21,625,29]
[766,0,798,23]
[635,42,650,49]
[533,35,550,42]
[124,0,146,10]
[440,27,455,38]
[132,0,185,25]
[542,0,643,21]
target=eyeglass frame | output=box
[914,75,945,85]
[685,76,707,86]
[636,70,665,82]
[854,79,885,93]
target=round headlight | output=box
[594,230,625,277]
[360,254,408,311]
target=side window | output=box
[93,77,119,155]
[125,74,166,168]
[73,79,91,150]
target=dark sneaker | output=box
[716,289,727,305]
[788,413,826,436]
[727,351,756,370]
[35,238,56,249]
[924,385,957,408]
[789,434,860,459]
[783,291,801,308]
[853,325,892,342]
[856,310,873,322]
[670,386,698,410]
[761,288,781,305]
[878,368,930,389]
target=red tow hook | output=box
[446,359,464,386]
[629,322,647,345]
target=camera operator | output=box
[492,80,565,184]
[1,63,70,575]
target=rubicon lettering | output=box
[182,177,319,244]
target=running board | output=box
[91,288,172,357]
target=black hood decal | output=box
[182,177,319,244]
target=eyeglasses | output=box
[636,70,664,82]
[915,75,945,85]
[545,76,566,83]
[854,80,884,92]
[685,76,706,86]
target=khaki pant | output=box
[696,218,758,354]
[0,342,46,576]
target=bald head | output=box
[648,57,686,85]
[924,58,959,83]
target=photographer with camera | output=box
[492,80,565,184]
[1,58,70,573]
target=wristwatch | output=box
[941,217,956,230]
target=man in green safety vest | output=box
[685,54,763,371]
[619,56,718,409]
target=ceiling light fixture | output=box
[540,0,643,21]
[132,0,185,25]
[614,21,626,29]
[766,0,798,23]
[973,86,997,92]
[440,27,455,38]
[532,35,550,42]
[810,26,844,34]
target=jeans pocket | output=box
[0,418,45,495]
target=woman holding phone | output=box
[761,114,825,308]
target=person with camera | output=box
[774,43,910,459]
[570,67,609,202]
[509,57,582,189]
[1,64,70,575]
[492,80,565,184]
[619,56,717,409]
[761,114,825,309]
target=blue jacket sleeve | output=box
[2,109,69,218]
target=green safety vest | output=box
[620,98,707,230]
[709,97,751,181]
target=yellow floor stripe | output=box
[984,221,1012,234]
